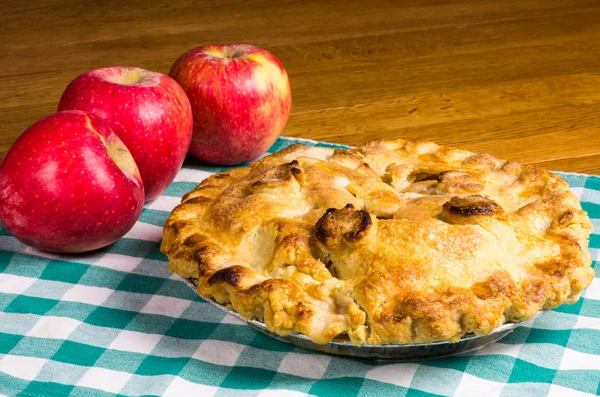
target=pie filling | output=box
[161,139,593,345]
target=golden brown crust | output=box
[161,139,594,345]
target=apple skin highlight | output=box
[0,110,144,253]
[58,67,193,201]
[170,44,292,165]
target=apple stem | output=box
[225,48,245,59]
[206,47,246,60]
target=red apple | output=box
[58,67,193,201]
[169,44,291,165]
[0,110,144,253]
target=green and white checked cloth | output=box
[0,136,599,397]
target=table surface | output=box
[2,0,600,174]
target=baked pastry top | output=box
[161,139,594,345]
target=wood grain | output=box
[2,0,600,174]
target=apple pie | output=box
[161,139,593,345]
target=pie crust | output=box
[161,139,594,345]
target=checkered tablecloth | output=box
[0,136,599,397]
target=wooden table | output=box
[3,0,600,174]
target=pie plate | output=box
[182,276,541,360]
